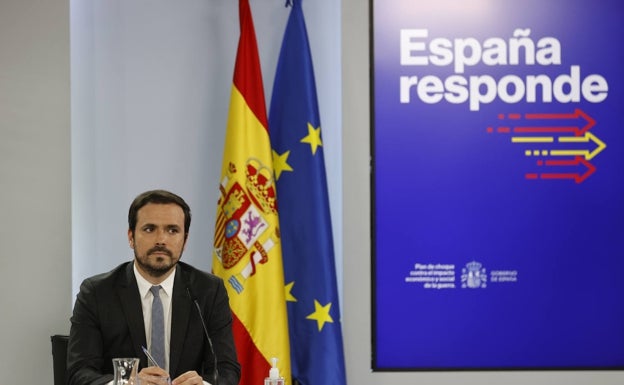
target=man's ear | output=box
[127,229,134,249]
[182,232,189,251]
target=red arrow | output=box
[515,109,596,136]
[525,156,596,183]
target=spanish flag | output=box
[212,0,291,384]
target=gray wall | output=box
[0,0,72,384]
[0,0,622,384]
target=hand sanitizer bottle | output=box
[264,357,285,385]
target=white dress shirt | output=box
[134,262,175,373]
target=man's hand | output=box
[138,366,171,384]
[172,370,206,385]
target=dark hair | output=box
[128,189,191,238]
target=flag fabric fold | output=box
[212,1,291,384]
[269,1,347,385]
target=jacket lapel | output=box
[169,266,191,375]
[116,262,148,367]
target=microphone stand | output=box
[187,287,219,385]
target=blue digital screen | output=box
[372,0,624,370]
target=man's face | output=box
[128,202,187,281]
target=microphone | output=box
[187,286,219,385]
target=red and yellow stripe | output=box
[212,1,291,384]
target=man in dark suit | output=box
[67,190,240,385]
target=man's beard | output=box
[134,246,180,278]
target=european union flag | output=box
[269,1,347,385]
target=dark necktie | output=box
[150,285,165,368]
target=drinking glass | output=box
[112,357,140,385]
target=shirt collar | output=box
[133,261,176,299]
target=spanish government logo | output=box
[461,261,487,289]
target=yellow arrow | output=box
[551,132,607,160]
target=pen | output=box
[141,345,160,368]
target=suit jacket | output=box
[67,261,240,385]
